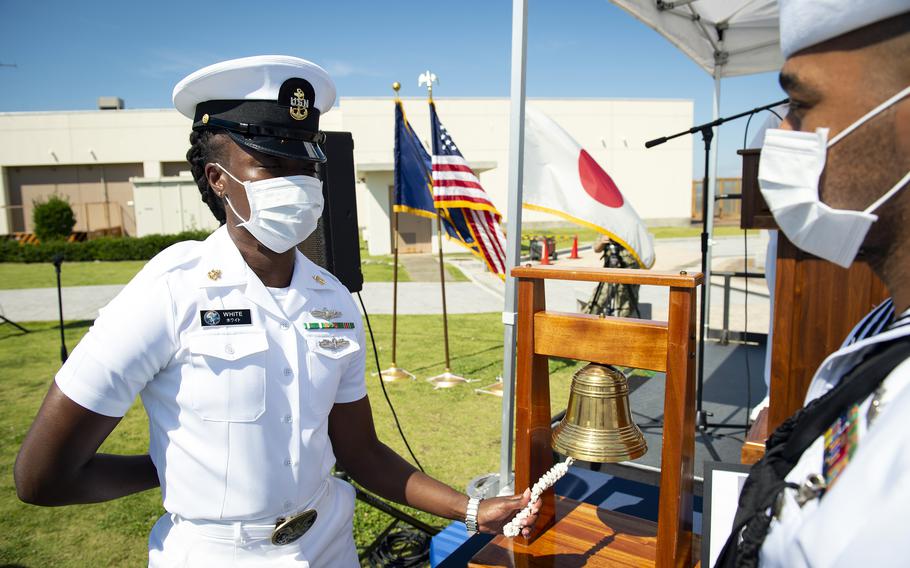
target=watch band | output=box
[465,497,481,535]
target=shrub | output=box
[0,230,212,263]
[32,195,77,242]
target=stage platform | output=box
[630,338,767,479]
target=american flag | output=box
[429,102,507,277]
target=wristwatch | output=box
[465,497,482,535]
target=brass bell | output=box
[552,363,647,462]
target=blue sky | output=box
[0,0,785,177]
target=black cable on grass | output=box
[366,526,430,568]
[357,291,425,473]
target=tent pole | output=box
[696,71,721,430]
[498,0,528,496]
[705,73,720,334]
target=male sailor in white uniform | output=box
[13,56,539,566]
[717,1,910,566]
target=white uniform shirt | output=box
[760,300,910,567]
[55,226,366,521]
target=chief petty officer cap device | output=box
[172,55,337,163]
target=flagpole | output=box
[392,210,400,366]
[381,82,414,383]
[436,213,452,371]
[422,71,470,389]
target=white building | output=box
[0,97,692,255]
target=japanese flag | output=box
[522,106,655,268]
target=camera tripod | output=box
[581,241,641,318]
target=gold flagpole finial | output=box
[418,70,438,103]
[392,81,401,101]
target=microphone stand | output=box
[52,253,68,363]
[646,98,787,433]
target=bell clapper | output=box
[502,457,575,537]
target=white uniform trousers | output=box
[148,477,358,567]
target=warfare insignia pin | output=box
[311,308,342,321]
[289,88,309,121]
[318,337,350,351]
[313,275,326,285]
[208,269,221,281]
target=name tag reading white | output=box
[200,309,253,327]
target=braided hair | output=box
[186,129,228,225]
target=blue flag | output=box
[393,100,477,251]
[393,101,436,219]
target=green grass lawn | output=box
[649,225,758,239]
[0,258,469,290]
[0,261,147,290]
[0,253,412,291]
[0,314,586,566]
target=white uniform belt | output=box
[172,478,331,544]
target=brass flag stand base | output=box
[475,376,504,397]
[427,368,472,389]
[378,363,415,382]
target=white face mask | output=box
[758,85,910,268]
[217,164,324,254]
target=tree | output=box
[32,195,76,242]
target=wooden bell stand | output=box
[470,265,703,567]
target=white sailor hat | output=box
[780,0,909,58]
[172,55,336,163]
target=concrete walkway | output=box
[0,285,124,323]
[0,235,772,331]
[399,254,462,283]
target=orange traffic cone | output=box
[540,238,550,265]
[569,235,580,259]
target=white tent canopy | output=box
[611,0,783,78]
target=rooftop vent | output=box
[97,97,124,110]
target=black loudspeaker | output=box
[298,131,363,293]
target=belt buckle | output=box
[271,508,318,546]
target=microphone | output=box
[644,136,668,149]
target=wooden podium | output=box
[470,266,702,567]
[738,149,888,454]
